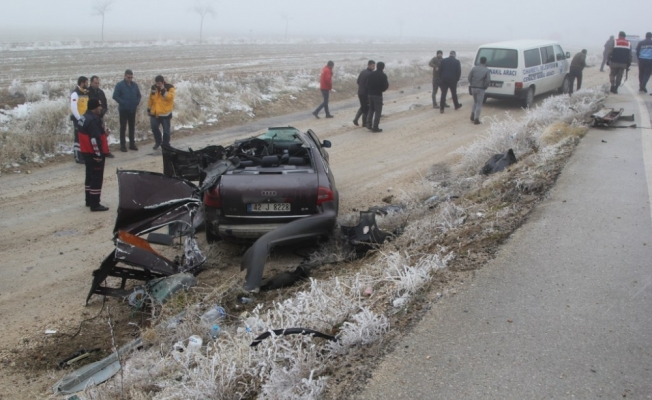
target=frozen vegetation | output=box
[74,87,606,399]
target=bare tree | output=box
[281,14,291,41]
[193,2,216,44]
[92,0,114,42]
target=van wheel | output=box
[521,88,534,108]
[559,76,571,94]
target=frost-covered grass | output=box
[58,87,606,400]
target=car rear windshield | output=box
[476,48,518,69]
[257,127,302,143]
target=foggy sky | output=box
[1,0,650,48]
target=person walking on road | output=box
[78,98,109,212]
[608,31,632,94]
[112,69,141,151]
[88,75,114,158]
[600,35,614,72]
[148,75,176,150]
[366,61,389,133]
[439,51,462,113]
[467,56,491,125]
[568,49,588,95]
[313,61,335,119]
[636,32,652,93]
[70,76,89,164]
[428,50,448,108]
[353,60,375,127]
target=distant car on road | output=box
[162,126,339,244]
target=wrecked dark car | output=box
[163,126,339,291]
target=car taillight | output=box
[316,186,334,205]
[204,188,222,208]
[515,82,523,89]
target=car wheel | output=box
[559,76,571,94]
[521,87,534,109]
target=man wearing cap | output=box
[78,98,109,212]
[608,31,632,94]
[70,76,89,163]
[636,32,652,93]
[148,75,176,149]
[568,49,588,95]
[112,69,141,151]
[353,60,375,127]
[439,51,462,113]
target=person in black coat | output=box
[365,62,389,132]
[439,51,462,113]
[88,75,114,158]
[353,60,375,127]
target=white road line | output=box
[625,82,652,224]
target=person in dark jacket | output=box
[439,51,462,113]
[112,69,141,151]
[636,32,652,93]
[608,31,632,94]
[78,98,109,212]
[428,50,448,108]
[467,56,491,125]
[353,60,375,127]
[366,61,389,132]
[600,36,614,72]
[568,49,587,95]
[88,75,114,158]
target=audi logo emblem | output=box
[261,190,277,196]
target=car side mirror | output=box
[322,140,332,148]
[565,52,570,59]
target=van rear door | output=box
[475,48,518,96]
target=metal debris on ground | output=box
[591,107,636,128]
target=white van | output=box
[474,40,571,108]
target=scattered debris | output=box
[45,329,57,335]
[341,211,394,253]
[128,273,198,309]
[591,107,635,128]
[57,348,101,369]
[53,338,143,395]
[260,266,309,291]
[481,149,517,175]
[250,328,337,347]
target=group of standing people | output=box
[70,69,176,211]
[429,50,464,114]
[601,31,652,94]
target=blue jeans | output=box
[150,116,171,146]
[313,89,331,116]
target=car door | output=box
[539,45,556,92]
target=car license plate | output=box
[248,203,291,212]
[489,81,503,88]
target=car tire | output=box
[559,75,571,94]
[521,87,534,109]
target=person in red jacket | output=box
[78,98,109,211]
[312,61,335,119]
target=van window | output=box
[540,46,555,63]
[554,45,566,61]
[524,49,542,68]
[476,48,518,69]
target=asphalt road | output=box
[354,82,652,399]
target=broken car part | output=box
[341,210,393,254]
[481,149,517,175]
[591,107,635,128]
[128,273,198,309]
[250,328,337,347]
[260,266,309,291]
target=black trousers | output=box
[440,79,460,110]
[354,94,369,125]
[568,67,583,94]
[367,95,383,129]
[639,59,652,90]
[84,154,105,206]
[118,110,136,147]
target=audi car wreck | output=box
[87,126,339,300]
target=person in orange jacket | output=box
[147,75,176,150]
[312,61,334,119]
